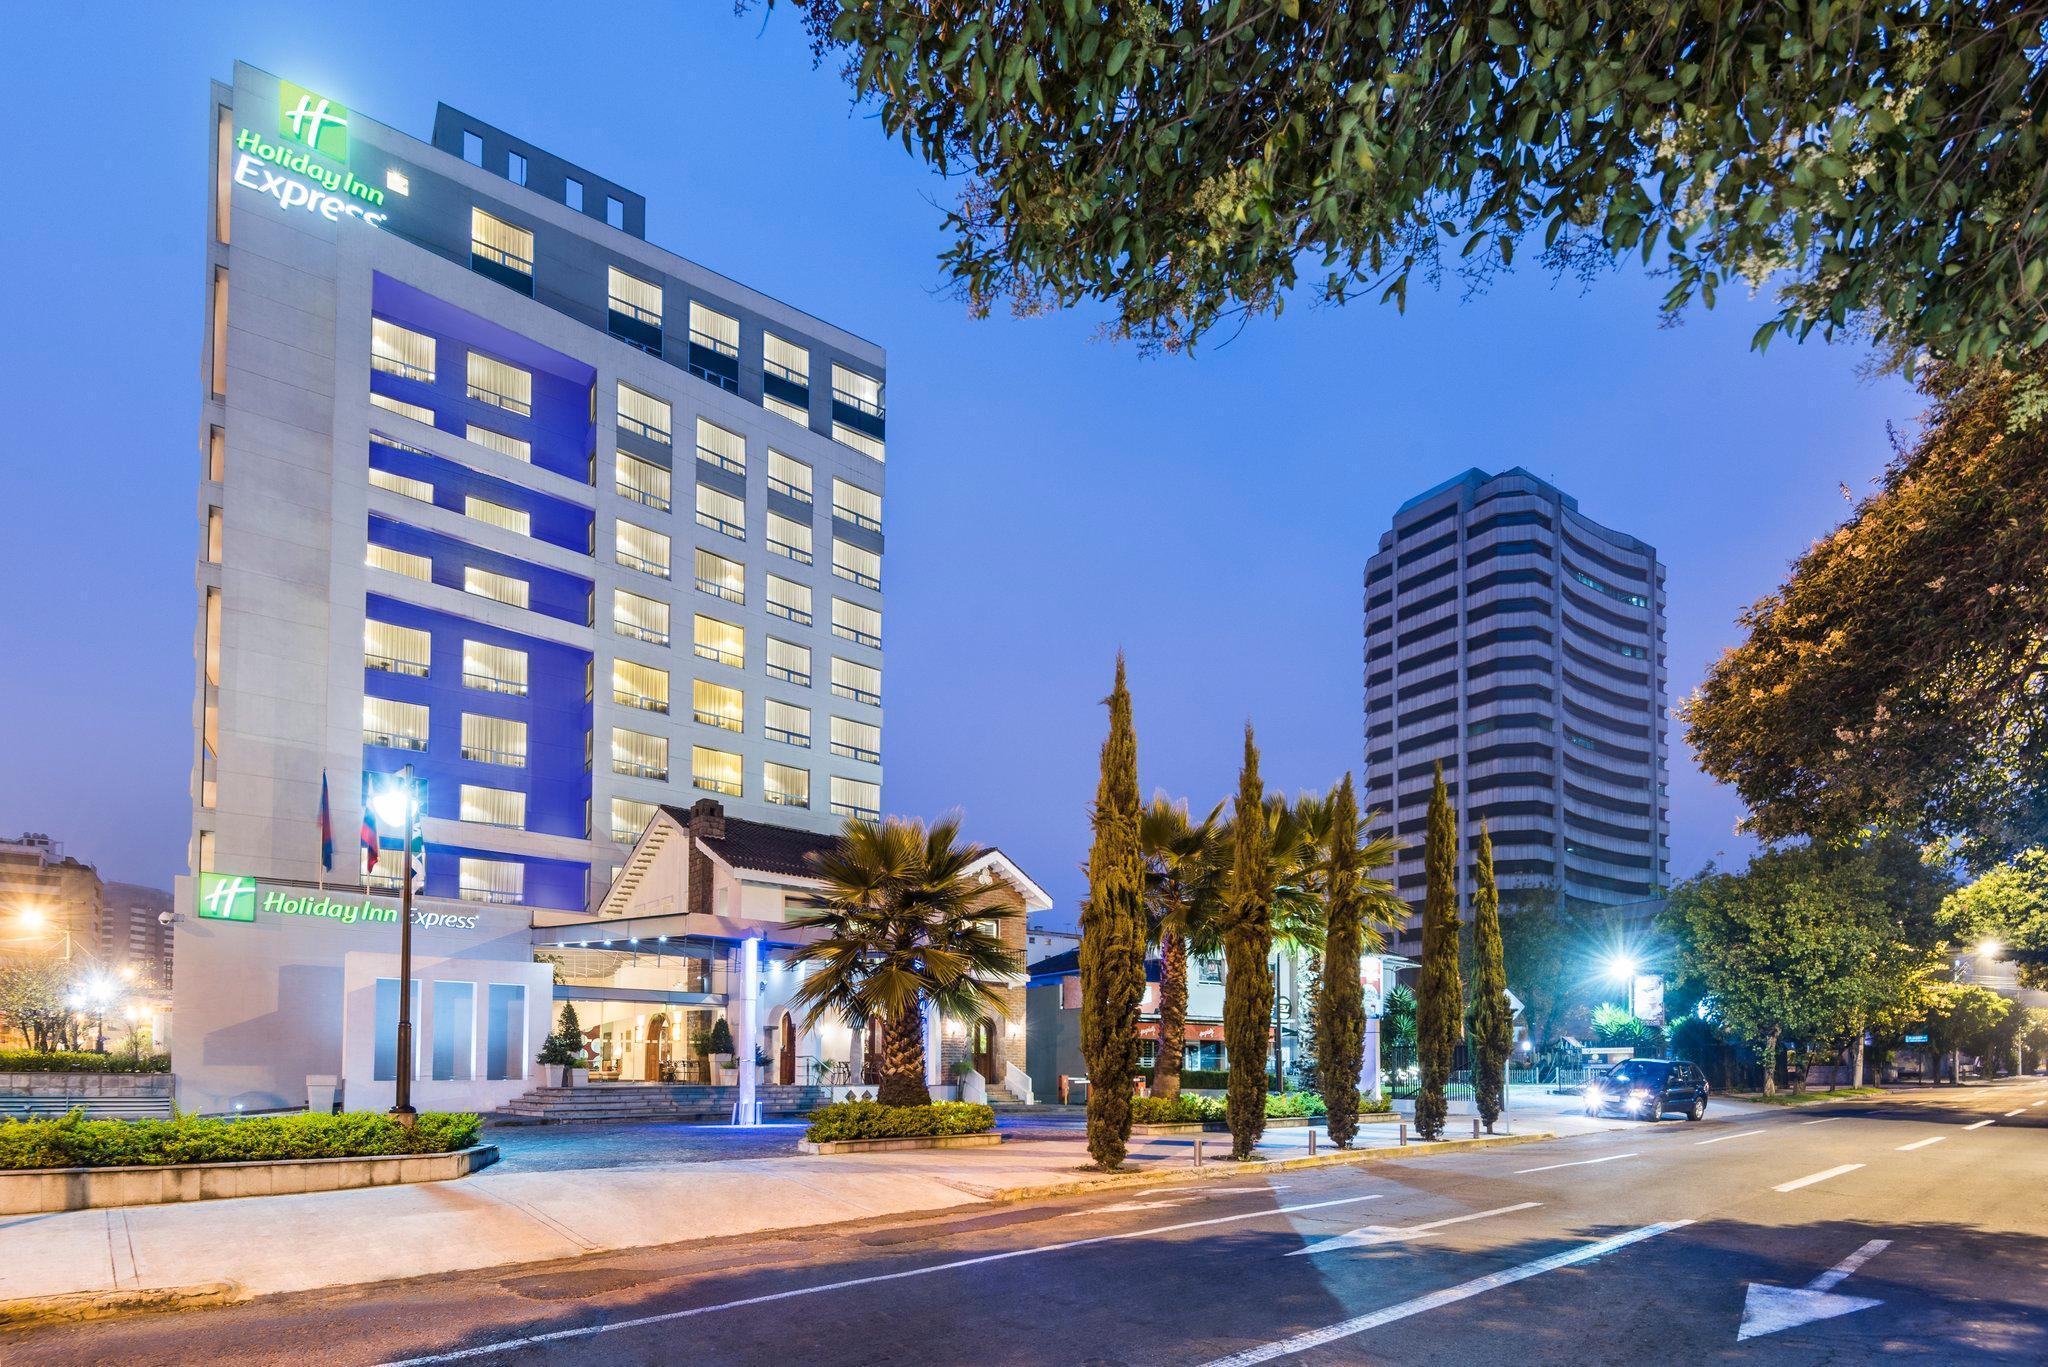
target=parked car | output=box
[1583,1058,1708,1121]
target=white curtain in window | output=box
[467,425,531,462]
[461,713,528,766]
[463,641,528,693]
[765,698,810,743]
[618,383,672,443]
[363,696,429,747]
[692,745,743,794]
[832,657,881,701]
[832,540,881,587]
[371,319,436,382]
[764,762,810,807]
[696,418,746,474]
[694,615,745,667]
[689,302,739,354]
[365,621,431,675]
[613,659,670,709]
[468,354,533,415]
[613,588,670,642]
[470,209,533,271]
[466,496,530,536]
[832,598,881,644]
[697,486,745,536]
[607,267,663,323]
[832,479,881,527]
[617,521,672,576]
[768,512,812,558]
[770,451,814,500]
[831,776,880,818]
[464,567,529,608]
[611,726,669,778]
[695,548,744,601]
[767,575,811,619]
[460,785,526,828]
[763,332,810,384]
[369,468,434,502]
[367,544,432,581]
[693,679,744,730]
[766,637,811,680]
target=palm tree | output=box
[1139,795,1225,1100]
[788,815,1021,1107]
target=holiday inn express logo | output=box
[197,872,257,922]
[279,82,349,158]
[193,872,481,932]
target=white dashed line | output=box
[2003,1108,2027,1117]
[1695,1129,1766,1146]
[1963,1119,1996,1131]
[1897,1135,1947,1151]
[1513,1153,1638,1175]
[1797,1117,1843,1126]
[1774,1164,1864,1193]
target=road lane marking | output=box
[1696,1129,1766,1145]
[1798,1117,1842,1126]
[1288,1202,1542,1257]
[1963,1119,1996,1131]
[1739,1239,1891,1341]
[1897,1135,1947,1151]
[1774,1164,1864,1193]
[373,1193,1388,1366]
[1197,1221,1695,1365]
[1513,1152,1637,1175]
[2004,1108,2027,1117]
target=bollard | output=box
[1473,1118,1481,1140]
[1193,1137,1204,1168]
[1398,1120,1407,1146]
[1309,1128,1318,1158]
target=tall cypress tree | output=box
[1222,724,1276,1159]
[1469,823,1513,1133]
[1079,654,1146,1169]
[1318,775,1367,1147]
[1415,765,1463,1141]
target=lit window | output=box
[832,479,881,532]
[464,567,529,608]
[617,383,671,444]
[461,713,527,767]
[689,303,738,357]
[608,268,663,327]
[832,599,881,648]
[465,495,530,536]
[696,485,745,540]
[831,364,884,418]
[764,762,810,808]
[693,615,744,669]
[767,512,813,564]
[467,354,532,416]
[463,641,528,696]
[385,167,409,196]
[458,857,523,905]
[611,726,669,780]
[467,425,530,462]
[832,657,880,706]
[765,698,811,748]
[693,679,744,733]
[365,621,430,677]
[613,588,670,646]
[831,424,885,463]
[615,452,671,511]
[611,796,657,844]
[470,208,533,276]
[766,638,811,688]
[764,395,809,426]
[692,745,743,797]
[205,506,223,563]
[207,426,225,482]
[460,784,526,829]
[764,333,810,388]
[766,575,811,627]
[770,451,814,503]
[612,659,670,714]
[370,319,436,382]
[830,776,880,822]
[363,697,429,752]
[371,393,435,424]
[369,468,433,502]
[616,521,671,578]
[695,418,746,476]
[694,548,745,605]
[831,716,882,764]
[832,540,881,590]
[366,544,431,581]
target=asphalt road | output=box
[11,1081,2047,1365]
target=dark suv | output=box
[1583,1058,1708,1121]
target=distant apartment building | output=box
[102,883,175,990]
[0,833,101,963]
[1363,468,1669,954]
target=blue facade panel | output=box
[369,437,592,554]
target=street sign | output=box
[1904,1034,1929,1044]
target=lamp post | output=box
[371,766,419,1124]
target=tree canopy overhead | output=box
[769,1,2048,362]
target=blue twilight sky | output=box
[0,3,1915,926]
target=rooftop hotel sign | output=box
[232,80,392,228]
[197,873,480,933]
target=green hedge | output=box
[0,1110,481,1170]
[1131,1092,1393,1125]
[0,1050,171,1075]
[1179,1069,1230,1090]
[804,1100,995,1143]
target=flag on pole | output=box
[318,770,335,872]
[360,772,380,873]
[408,778,427,893]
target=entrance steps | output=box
[491,1082,831,1125]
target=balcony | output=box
[618,411,671,446]
[834,565,881,592]
[365,653,428,678]
[364,729,428,753]
[687,330,740,394]
[696,446,745,479]
[763,362,809,414]
[833,625,881,649]
[833,504,882,534]
[614,689,670,715]
[459,884,523,905]
[469,242,533,296]
[607,299,663,355]
[464,671,527,697]
[768,474,812,504]
[694,708,742,734]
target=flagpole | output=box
[392,762,418,1125]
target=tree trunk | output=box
[1851,1033,1866,1089]
[876,1002,930,1107]
[1761,1028,1780,1097]
[1152,932,1187,1101]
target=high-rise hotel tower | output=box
[189,63,888,919]
[1364,469,1669,953]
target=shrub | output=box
[1265,1091,1328,1118]
[0,1050,171,1075]
[0,1110,481,1171]
[1179,1069,1229,1090]
[804,1100,994,1143]
[1358,1092,1394,1114]
[1130,1095,1218,1124]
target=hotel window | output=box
[204,587,222,687]
[370,468,434,502]
[611,726,669,780]
[832,599,881,648]
[209,267,228,397]
[764,333,809,389]
[214,105,232,244]
[764,394,809,427]
[766,575,812,627]
[197,830,216,872]
[689,302,739,357]
[832,424,886,463]
[461,713,528,767]
[365,620,431,677]
[371,319,436,383]
[767,512,812,565]
[832,540,881,590]
[766,638,812,688]
[617,383,671,444]
[694,548,744,605]
[467,425,531,462]
[460,784,526,830]
[467,354,533,416]
[464,566,530,609]
[608,267,663,328]
[204,507,223,564]
[363,697,429,752]
[693,614,744,669]
[507,151,528,186]
[695,418,746,476]
[463,641,528,696]
[765,699,811,748]
[386,168,410,196]
[613,587,670,646]
[465,495,530,537]
[615,452,671,512]
[470,208,534,278]
[616,521,671,578]
[431,981,473,1082]
[565,177,583,211]
[612,659,670,714]
[459,857,524,905]
[832,657,881,706]
[831,716,882,764]
[485,982,527,1080]
[768,451,813,503]
[692,745,743,798]
[764,762,810,809]
[696,486,745,540]
[832,364,885,419]
[367,544,432,582]
[371,393,436,424]
[611,796,657,844]
[830,776,881,822]
[207,426,225,482]
[693,679,744,733]
[832,479,882,532]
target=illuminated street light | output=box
[1976,938,2003,959]
[1603,954,1639,983]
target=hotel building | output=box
[1363,469,1670,954]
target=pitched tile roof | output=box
[658,805,841,878]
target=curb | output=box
[0,1281,241,1331]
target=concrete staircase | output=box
[984,1081,1027,1107]
[491,1082,831,1125]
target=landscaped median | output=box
[797,1100,1001,1154]
[1127,1091,1398,1134]
[0,1110,495,1214]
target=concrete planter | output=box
[0,1144,498,1215]
[0,1072,173,1098]
[797,1132,1002,1156]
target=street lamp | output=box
[370,766,420,1124]
[72,974,121,1053]
[1976,938,2003,960]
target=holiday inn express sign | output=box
[231,79,394,228]
[196,873,479,933]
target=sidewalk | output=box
[0,1114,1552,1325]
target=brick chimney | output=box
[685,800,724,915]
[687,798,726,839]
